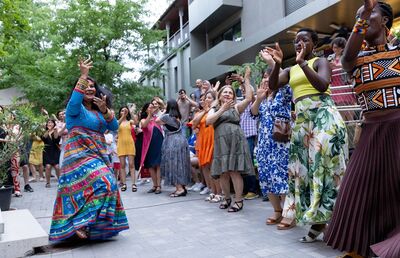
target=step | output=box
[0,209,48,258]
[0,210,3,234]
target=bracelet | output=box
[103,109,114,121]
[352,18,369,35]
[299,61,308,68]
[75,78,89,92]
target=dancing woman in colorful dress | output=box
[49,58,129,241]
[325,1,400,257]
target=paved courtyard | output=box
[10,177,341,258]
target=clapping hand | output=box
[295,41,306,65]
[93,94,107,114]
[259,48,275,66]
[262,43,283,65]
[256,78,269,100]
[363,0,377,13]
[78,57,93,79]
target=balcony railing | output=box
[285,0,316,15]
[330,68,361,149]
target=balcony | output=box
[191,40,233,81]
[189,0,242,33]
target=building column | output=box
[166,22,171,49]
[179,7,184,43]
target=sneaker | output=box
[39,177,45,182]
[188,182,200,191]
[136,179,145,185]
[29,177,37,183]
[244,192,259,200]
[13,191,23,197]
[24,184,34,192]
[192,182,205,192]
[199,187,210,195]
[144,179,151,184]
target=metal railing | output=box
[330,68,361,149]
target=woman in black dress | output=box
[42,119,61,188]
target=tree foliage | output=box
[0,0,165,114]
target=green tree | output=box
[0,0,165,114]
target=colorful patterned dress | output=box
[283,58,349,225]
[256,85,292,196]
[49,80,129,241]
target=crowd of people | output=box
[0,1,398,257]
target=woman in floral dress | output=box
[251,68,292,227]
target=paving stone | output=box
[9,178,342,257]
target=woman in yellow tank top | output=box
[117,106,136,192]
[261,28,348,243]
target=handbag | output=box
[272,117,291,143]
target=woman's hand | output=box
[147,106,154,117]
[259,48,275,66]
[263,43,283,65]
[295,41,306,65]
[364,0,377,12]
[256,78,269,100]
[244,66,251,81]
[93,94,107,114]
[78,58,93,79]
[221,100,234,112]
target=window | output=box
[210,21,241,48]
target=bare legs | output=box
[119,155,135,190]
[149,166,161,193]
[45,164,60,187]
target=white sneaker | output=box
[136,179,144,185]
[199,187,210,195]
[188,182,199,191]
[192,183,205,192]
[210,194,223,203]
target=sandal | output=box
[266,210,283,225]
[131,184,137,192]
[205,193,215,202]
[170,190,186,197]
[228,200,243,212]
[147,186,156,193]
[210,194,223,203]
[120,184,127,191]
[277,218,296,230]
[219,198,232,209]
[154,186,162,194]
[298,224,325,243]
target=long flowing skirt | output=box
[161,130,191,186]
[324,111,400,257]
[283,95,348,225]
[49,127,129,241]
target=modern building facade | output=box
[141,0,400,99]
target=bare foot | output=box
[75,228,88,239]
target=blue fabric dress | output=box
[49,83,129,241]
[256,85,292,196]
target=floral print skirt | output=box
[282,95,348,225]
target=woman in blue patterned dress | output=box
[49,58,129,241]
[251,68,292,227]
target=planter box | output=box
[0,209,48,258]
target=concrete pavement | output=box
[10,178,341,258]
